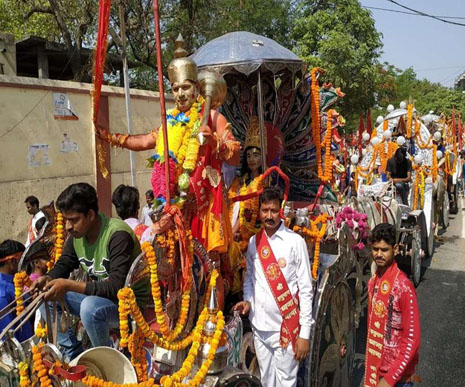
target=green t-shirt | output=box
[73,213,149,307]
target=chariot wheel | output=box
[410,227,422,288]
[309,280,354,387]
[239,332,260,379]
[450,183,459,215]
[440,194,450,228]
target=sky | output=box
[359,0,465,88]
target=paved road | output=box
[416,198,465,386]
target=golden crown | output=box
[244,116,266,151]
[167,34,198,85]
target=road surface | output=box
[416,198,465,386]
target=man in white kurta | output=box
[24,196,45,247]
[234,187,314,387]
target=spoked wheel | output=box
[410,227,422,287]
[450,183,459,215]
[440,194,450,228]
[310,280,354,387]
[240,332,261,380]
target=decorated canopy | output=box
[190,31,303,76]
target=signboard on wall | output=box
[53,93,78,120]
[28,144,51,167]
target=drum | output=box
[69,346,137,386]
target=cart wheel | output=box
[410,227,422,287]
[239,332,260,379]
[309,280,354,387]
[440,194,450,228]
[450,184,458,215]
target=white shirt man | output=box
[234,188,314,387]
[139,191,154,227]
[26,210,45,247]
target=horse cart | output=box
[355,103,445,287]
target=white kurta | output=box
[25,210,46,247]
[243,222,315,387]
[139,205,153,227]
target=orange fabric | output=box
[0,252,22,263]
[202,196,232,253]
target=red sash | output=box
[256,229,300,349]
[364,261,401,387]
[133,223,148,241]
[28,218,36,244]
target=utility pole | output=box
[118,2,137,187]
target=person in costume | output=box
[227,117,265,295]
[233,187,314,387]
[112,184,151,243]
[25,195,45,247]
[365,223,420,387]
[0,240,33,342]
[32,183,149,361]
[97,39,240,303]
[229,116,264,243]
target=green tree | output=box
[374,63,465,118]
[292,0,382,128]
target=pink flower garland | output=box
[335,207,369,250]
[151,158,177,204]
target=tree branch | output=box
[25,7,53,20]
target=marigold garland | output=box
[14,271,31,315]
[128,326,148,382]
[152,96,205,205]
[48,211,64,270]
[32,343,52,387]
[432,145,438,182]
[135,241,191,343]
[293,213,328,279]
[375,141,398,173]
[118,258,219,352]
[35,321,47,339]
[160,308,225,387]
[238,175,264,240]
[321,109,335,184]
[311,68,323,180]
[82,375,157,387]
[18,361,30,387]
[155,229,178,266]
[406,104,413,138]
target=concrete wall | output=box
[0,75,173,242]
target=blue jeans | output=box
[40,292,120,361]
[395,383,413,387]
[395,182,410,205]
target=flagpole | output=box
[152,0,171,206]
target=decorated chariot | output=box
[0,23,390,387]
[353,102,456,287]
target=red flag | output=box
[366,109,372,135]
[92,0,112,125]
[452,106,457,139]
[458,113,463,149]
[358,114,365,153]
